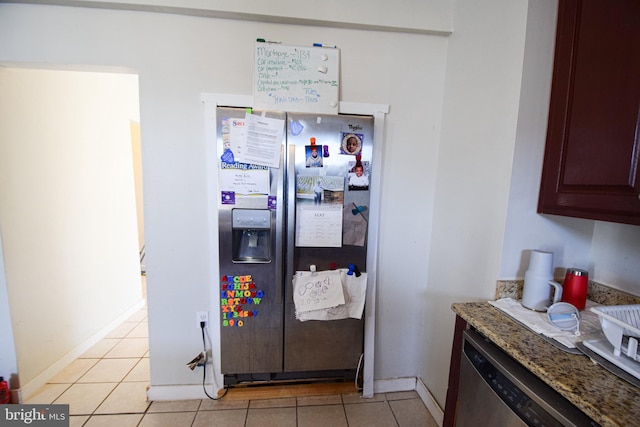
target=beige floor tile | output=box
[123,358,150,382]
[245,407,296,427]
[126,322,148,338]
[344,401,399,427]
[199,398,249,411]
[105,322,137,338]
[94,381,150,414]
[49,358,99,383]
[78,358,139,383]
[69,415,89,427]
[139,411,196,427]
[126,309,147,323]
[21,297,442,427]
[192,409,247,427]
[298,394,343,406]
[84,413,143,427]
[297,404,349,427]
[342,392,386,404]
[147,399,201,413]
[53,382,117,415]
[389,398,439,427]
[386,390,419,401]
[79,339,120,358]
[24,383,71,404]
[249,397,296,408]
[104,338,148,358]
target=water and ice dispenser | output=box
[231,209,271,263]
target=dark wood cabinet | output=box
[443,315,467,427]
[538,0,640,225]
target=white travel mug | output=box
[521,250,562,311]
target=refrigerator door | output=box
[217,107,286,375]
[284,112,374,372]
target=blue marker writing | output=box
[313,43,337,48]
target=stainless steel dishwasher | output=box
[455,329,600,427]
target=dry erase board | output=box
[253,43,340,114]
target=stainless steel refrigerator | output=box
[216,106,374,385]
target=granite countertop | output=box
[452,301,640,427]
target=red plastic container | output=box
[0,376,10,404]
[560,268,589,310]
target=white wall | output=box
[0,2,449,399]
[589,223,640,290]
[0,67,143,393]
[30,0,454,34]
[420,0,530,406]
[499,0,640,295]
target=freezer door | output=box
[217,107,286,374]
[283,112,374,372]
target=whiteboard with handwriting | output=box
[253,43,340,114]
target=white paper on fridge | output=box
[297,270,367,322]
[235,112,284,168]
[227,117,247,159]
[220,168,270,195]
[342,204,366,247]
[292,270,345,314]
[296,205,343,247]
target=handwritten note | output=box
[220,168,270,195]
[292,270,345,314]
[296,269,367,321]
[254,43,340,114]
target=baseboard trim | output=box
[20,299,146,402]
[416,377,444,427]
[373,377,417,394]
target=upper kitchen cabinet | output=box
[538,0,640,225]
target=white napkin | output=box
[489,297,602,348]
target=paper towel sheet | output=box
[489,298,602,349]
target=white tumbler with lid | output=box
[522,250,562,311]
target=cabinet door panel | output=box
[538,0,640,225]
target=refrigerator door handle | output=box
[285,143,296,303]
[274,143,286,305]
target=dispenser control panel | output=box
[232,209,271,230]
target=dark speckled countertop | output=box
[452,301,640,427]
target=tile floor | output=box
[25,304,438,426]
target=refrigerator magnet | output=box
[268,195,277,210]
[221,191,236,204]
[341,133,363,155]
[221,149,235,164]
[290,121,304,136]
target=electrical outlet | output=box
[197,311,208,327]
